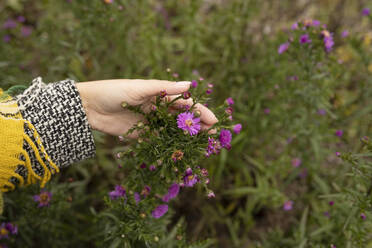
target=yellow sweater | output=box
[0,88,59,192]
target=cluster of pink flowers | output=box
[2,16,33,43]
[278,19,335,55]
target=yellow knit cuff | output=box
[0,89,59,192]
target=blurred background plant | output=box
[0,0,371,247]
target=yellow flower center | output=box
[185,119,193,127]
[188,175,194,180]
[40,193,49,204]
[0,228,8,236]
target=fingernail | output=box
[176,81,191,87]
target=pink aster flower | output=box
[283,200,293,211]
[299,34,311,44]
[183,168,198,187]
[291,158,302,168]
[17,16,26,23]
[162,183,180,202]
[152,204,168,218]
[0,222,17,239]
[264,108,270,114]
[291,22,298,30]
[134,192,141,204]
[205,137,222,157]
[207,191,215,198]
[33,191,52,207]
[3,35,11,43]
[341,30,349,38]
[335,129,343,137]
[149,165,156,171]
[362,8,370,16]
[361,213,366,220]
[177,112,201,136]
[233,124,242,134]
[226,97,234,106]
[2,19,17,29]
[317,109,326,115]
[109,185,126,200]
[191,80,198,88]
[278,42,289,54]
[219,129,232,149]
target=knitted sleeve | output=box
[1,77,96,190]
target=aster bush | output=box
[1,0,372,247]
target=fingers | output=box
[167,95,218,127]
[132,79,191,97]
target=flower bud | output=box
[166,68,171,73]
[138,138,143,143]
[137,122,144,128]
[140,213,146,218]
[121,101,128,108]
[160,90,167,98]
[154,236,159,242]
[183,91,191,99]
[194,110,201,117]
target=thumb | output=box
[138,80,191,97]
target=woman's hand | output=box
[76,79,218,137]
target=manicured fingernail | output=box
[176,81,191,87]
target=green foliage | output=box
[0,0,371,247]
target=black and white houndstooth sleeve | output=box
[14,77,96,180]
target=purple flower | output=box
[299,34,311,44]
[361,213,367,220]
[264,108,270,114]
[177,112,201,136]
[33,191,52,207]
[206,89,212,94]
[134,192,141,204]
[311,20,321,27]
[226,97,234,106]
[201,168,208,177]
[335,152,341,157]
[206,137,222,157]
[329,201,334,206]
[291,158,302,168]
[207,191,215,198]
[225,107,233,115]
[2,19,17,29]
[0,222,17,239]
[335,129,343,137]
[183,168,198,187]
[233,124,242,134]
[219,129,232,149]
[3,35,11,43]
[162,183,180,202]
[109,185,126,200]
[283,200,293,211]
[191,80,198,88]
[291,22,298,30]
[152,204,168,218]
[140,163,146,169]
[278,42,289,54]
[20,26,33,37]
[17,16,26,23]
[341,30,349,38]
[149,165,156,171]
[362,8,370,16]
[183,91,191,99]
[317,109,326,115]
[324,34,334,52]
